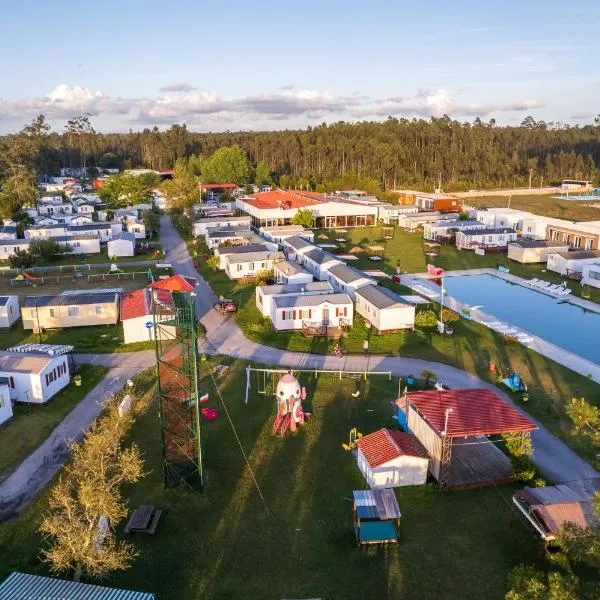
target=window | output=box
[298,309,303,319]
[343,307,348,317]
[249,262,255,271]
[73,241,80,248]
[9,376,14,389]
[237,264,242,272]
[585,238,593,250]
[562,233,569,243]
[29,309,36,319]
[574,236,581,248]
[589,270,600,281]
[488,236,493,242]
[95,305,103,315]
[293,310,297,320]
[281,310,286,320]
[49,308,55,318]
[308,309,312,318]
[68,306,79,317]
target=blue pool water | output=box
[442,274,600,365]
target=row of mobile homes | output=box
[355,285,415,332]
[255,281,333,317]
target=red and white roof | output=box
[356,428,429,468]
[148,274,196,292]
[120,288,150,320]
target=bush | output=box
[206,255,220,272]
[441,308,460,324]
[414,309,438,331]
[9,248,33,269]
[511,455,536,482]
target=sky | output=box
[1,0,599,134]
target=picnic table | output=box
[124,504,162,535]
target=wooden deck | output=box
[443,438,513,488]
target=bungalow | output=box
[423,219,487,241]
[303,248,343,281]
[355,284,415,332]
[259,224,315,244]
[581,261,600,289]
[193,216,251,237]
[547,250,600,276]
[21,292,119,330]
[455,228,517,250]
[507,239,570,264]
[270,292,353,331]
[0,296,20,329]
[547,221,600,250]
[108,232,136,258]
[355,428,429,488]
[273,260,313,285]
[55,235,101,255]
[0,224,18,240]
[124,217,146,239]
[224,250,284,280]
[214,243,269,269]
[327,264,376,299]
[0,377,12,426]
[281,235,319,264]
[0,345,72,404]
[255,281,333,317]
[0,239,31,260]
[205,227,262,249]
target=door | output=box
[322,307,329,325]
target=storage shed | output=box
[355,284,415,332]
[355,428,429,487]
[0,295,20,329]
[107,232,136,258]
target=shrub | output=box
[414,309,438,331]
[511,455,536,482]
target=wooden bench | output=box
[124,504,162,535]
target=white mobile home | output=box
[255,281,333,317]
[281,235,318,264]
[224,251,284,280]
[327,264,376,299]
[471,208,531,230]
[108,232,136,258]
[455,228,517,250]
[259,225,315,244]
[205,227,261,249]
[271,293,353,331]
[214,243,269,269]
[273,260,313,285]
[0,296,20,329]
[355,428,429,488]
[423,220,486,241]
[547,250,600,276]
[0,239,31,260]
[377,204,418,224]
[302,249,343,281]
[581,262,600,289]
[0,378,12,426]
[24,224,69,239]
[0,225,18,240]
[68,223,113,242]
[124,218,146,239]
[193,216,251,237]
[355,285,415,332]
[55,235,101,255]
[0,347,71,404]
[507,240,570,264]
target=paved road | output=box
[0,364,139,520]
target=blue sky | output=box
[1,0,599,133]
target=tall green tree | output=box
[97,173,152,207]
[201,145,250,184]
[254,160,272,186]
[161,162,199,210]
[291,208,314,228]
[0,167,38,218]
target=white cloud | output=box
[0,84,545,131]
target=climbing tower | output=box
[152,287,203,488]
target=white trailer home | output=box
[273,260,313,285]
[327,264,375,299]
[107,232,136,258]
[193,216,251,237]
[582,262,600,289]
[355,428,429,488]
[507,240,570,264]
[0,224,18,240]
[214,244,269,269]
[255,281,333,318]
[0,378,12,426]
[547,250,600,276]
[259,225,315,244]
[302,249,343,281]
[271,293,353,331]
[224,251,284,280]
[0,296,20,329]
[455,228,517,250]
[281,235,318,264]
[55,235,101,255]
[0,239,31,261]
[423,219,486,241]
[355,285,415,332]
[0,346,72,404]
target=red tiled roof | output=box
[148,274,196,292]
[407,389,537,438]
[356,428,429,468]
[120,288,150,320]
[201,183,239,189]
[243,189,322,210]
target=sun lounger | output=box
[559,288,572,296]
[529,278,540,286]
[537,281,551,289]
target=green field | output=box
[192,235,600,465]
[0,361,544,600]
[0,364,108,478]
[0,323,154,354]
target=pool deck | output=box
[402,268,600,383]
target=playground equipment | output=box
[201,407,219,421]
[502,372,527,393]
[213,298,238,314]
[272,372,307,436]
[342,427,363,451]
[22,272,39,287]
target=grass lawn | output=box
[463,193,600,222]
[0,361,546,600]
[0,322,155,354]
[0,364,108,479]
[192,238,600,465]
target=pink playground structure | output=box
[272,372,307,436]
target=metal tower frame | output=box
[152,288,203,488]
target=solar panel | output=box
[59,288,124,296]
[7,343,74,356]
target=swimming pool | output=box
[551,194,600,202]
[442,274,600,365]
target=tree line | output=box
[1,114,600,202]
